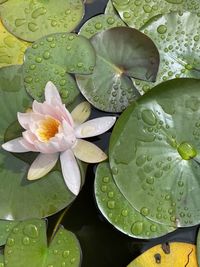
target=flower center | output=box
[37,116,60,142]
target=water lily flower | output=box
[2,82,116,195]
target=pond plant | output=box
[1,0,200,266]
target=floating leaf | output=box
[105,0,117,15]
[46,227,81,267]
[127,242,197,267]
[5,220,47,267]
[23,32,96,105]
[4,219,81,267]
[0,220,18,246]
[133,12,200,93]
[0,0,84,42]
[110,78,200,227]
[0,65,85,220]
[76,27,159,112]
[95,162,175,239]
[79,14,125,39]
[0,20,30,68]
[112,0,200,29]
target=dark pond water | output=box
[49,1,199,266]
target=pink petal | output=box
[72,139,107,163]
[22,130,37,145]
[45,81,62,104]
[60,149,81,195]
[75,117,116,138]
[71,102,91,125]
[2,138,30,153]
[27,153,59,180]
[17,112,32,129]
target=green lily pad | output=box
[95,162,175,239]
[76,27,159,112]
[0,20,30,68]
[23,32,96,105]
[5,220,47,267]
[133,12,200,94]
[0,65,85,220]
[112,0,200,29]
[4,219,81,267]
[0,0,84,42]
[46,227,81,267]
[105,0,117,15]
[110,78,200,227]
[79,14,125,39]
[0,220,18,246]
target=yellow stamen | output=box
[37,116,60,142]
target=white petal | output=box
[17,112,32,129]
[60,149,81,195]
[27,153,59,180]
[72,139,107,163]
[45,81,62,104]
[71,102,91,125]
[2,138,30,153]
[75,117,116,138]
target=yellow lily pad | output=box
[127,242,198,267]
[0,20,30,68]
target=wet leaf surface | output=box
[0,0,84,42]
[110,78,200,227]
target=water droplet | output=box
[131,221,143,235]
[108,191,114,198]
[121,209,128,217]
[63,250,70,258]
[32,7,46,19]
[15,18,26,27]
[103,176,110,183]
[157,25,167,34]
[136,155,147,167]
[141,109,157,126]
[177,142,197,160]
[107,200,115,209]
[95,22,102,30]
[28,22,39,32]
[22,236,30,245]
[23,224,39,238]
[101,185,107,192]
[35,57,42,63]
[150,224,157,232]
[111,167,118,175]
[7,238,15,247]
[140,207,149,216]
[43,51,50,60]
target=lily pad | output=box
[76,27,159,112]
[127,242,197,267]
[0,20,30,68]
[4,219,81,267]
[0,0,84,42]
[110,78,200,227]
[133,12,200,94]
[23,32,96,105]
[105,0,117,15]
[79,14,125,39]
[95,162,175,239]
[112,0,200,29]
[0,220,18,246]
[0,65,85,220]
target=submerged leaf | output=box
[76,27,159,112]
[127,242,197,267]
[110,78,200,227]
[0,0,84,42]
[95,162,175,239]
